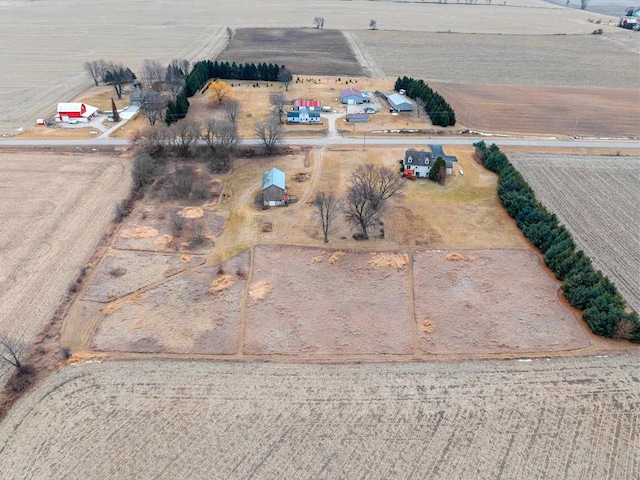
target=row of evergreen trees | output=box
[394,76,456,128]
[475,141,639,341]
[165,61,282,125]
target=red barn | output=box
[57,103,99,123]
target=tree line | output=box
[394,76,456,128]
[475,141,639,342]
[165,60,283,125]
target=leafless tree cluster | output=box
[223,99,241,124]
[343,165,404,239]
[277,68,293,91]
[313,16,325,29]
[83,59,108,86]
[369,19,377,30]
[269,92,288,124]
[140,91,168,126]
[254,116,285,155]
[202,118,239,172]
[313,192,341,243]
[103,62,137,99]
[141,59,166,90]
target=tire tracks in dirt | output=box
[341,31,386,78]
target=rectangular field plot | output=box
[91,252,249,355]
[510,154,640,311]
[414,250,590,355]
[244,246,413,355]
[218,28,365,76]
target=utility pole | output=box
[363,131,366,151]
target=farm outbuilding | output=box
[346,113,369,123]
[56,103,99,123]
[287,107,321,124]
[341,87,373,104]
[403,148,455,177]
[262,168,287,206]
[293,99,321,111]
[385,93,413,112]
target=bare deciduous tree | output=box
[170,58,190,76]
[313,191,341,243]
[201,119,238,172]
[0,335,27,373]
[141,59,166,90]
[84,59,107,86]
[254,116,285,155]
[140,91,168,126]
[277,67,293,91]
[104,62,136,99]
[226,26,234,39]
[369,19,377,30]
[269,92,288,124]
[223,99,241,124]
[344,164,404,239]
[168,121,200,158]
[313,16,325,29]
[133,124,169,158]
[165,65,186,100]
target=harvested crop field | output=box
[218,28,365,76]
[510,154,640,311]
[0,356,638,479]
[91,252,249,355]
[430,82,640,137]
[354,30,640,89]
[0,153,130,380]
[243,246,413,355]
[414,249,589,355]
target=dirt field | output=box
[244,246,413,355]
[218,28,365,76]
[0,355,637,479]
[0,0,621,135]
[0,153,130,381]
[354,30,640,89]
[510,154,640,311]
[414,249,589,355]
[430,82,640,138]
[92,253,249,355]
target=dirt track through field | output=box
[0,355,637,479]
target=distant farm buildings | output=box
[56,103,99,123]
[385,93,413,112]
[341,87,373,104]
[403,148,456,178]
[262,168,287,206]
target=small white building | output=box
[403,149,454,177]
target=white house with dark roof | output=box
[403,149,454,177]
[287,107,321,124]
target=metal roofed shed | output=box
[262,168,287,206]
[385,93,413,112]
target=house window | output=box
[408,157,412,164]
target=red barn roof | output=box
[294,99,321,108]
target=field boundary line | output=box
[342,31,386,78]
[407,252,419,357]
[237,246,255,356]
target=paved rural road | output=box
[1,137,639,149]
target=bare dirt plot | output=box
[218,28,365,76]
[82,251,205,303]
[414,250,590,355]
[114,205,229,255]
[354,30,640,89]
[91,252,249,354]
[430,82,640,138]
[0,356,638,479]
[0,153,130,380]
[243,246,413,355]
[510,154,640,311]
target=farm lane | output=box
[1,137,639,149]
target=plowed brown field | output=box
[0,356,637,479]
